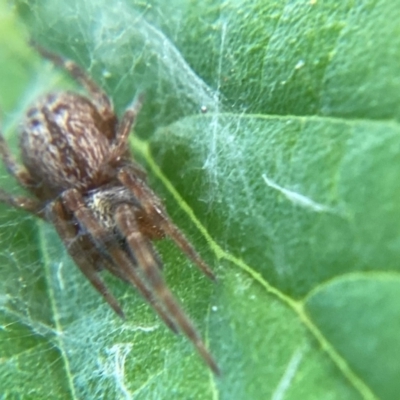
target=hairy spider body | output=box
[21,91,118,195]
[0,44,219,374]
[85,187,139,228]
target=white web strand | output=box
[272,346,305,400]
[262,173,333,214]
[98,343,134,400]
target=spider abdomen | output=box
[20,91,116,194]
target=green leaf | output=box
[1,0,399,398]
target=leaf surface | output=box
[1,0,399,399]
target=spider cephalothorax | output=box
[0,44,219,374]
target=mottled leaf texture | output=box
[0,1,399,399]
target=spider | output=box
[0,43,219,375]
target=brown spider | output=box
[0,44,219,375]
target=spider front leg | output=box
[31,42,114,121]
[61,188,179,333]
[115,203,220,375]
[109,93,145,161]
[50,200,125,318]
[118,169,216,280]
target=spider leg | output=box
[115,203,220,375]
[50,200,125,318]
[31,41,114,120]
[98,240,177,332]
[108,260,179,333]
[0,129,35,188]
[0,190,44,217]
[118,169,216,280]
[110,93,144,160]
[61,188,179,333]
[0,129,43,217]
